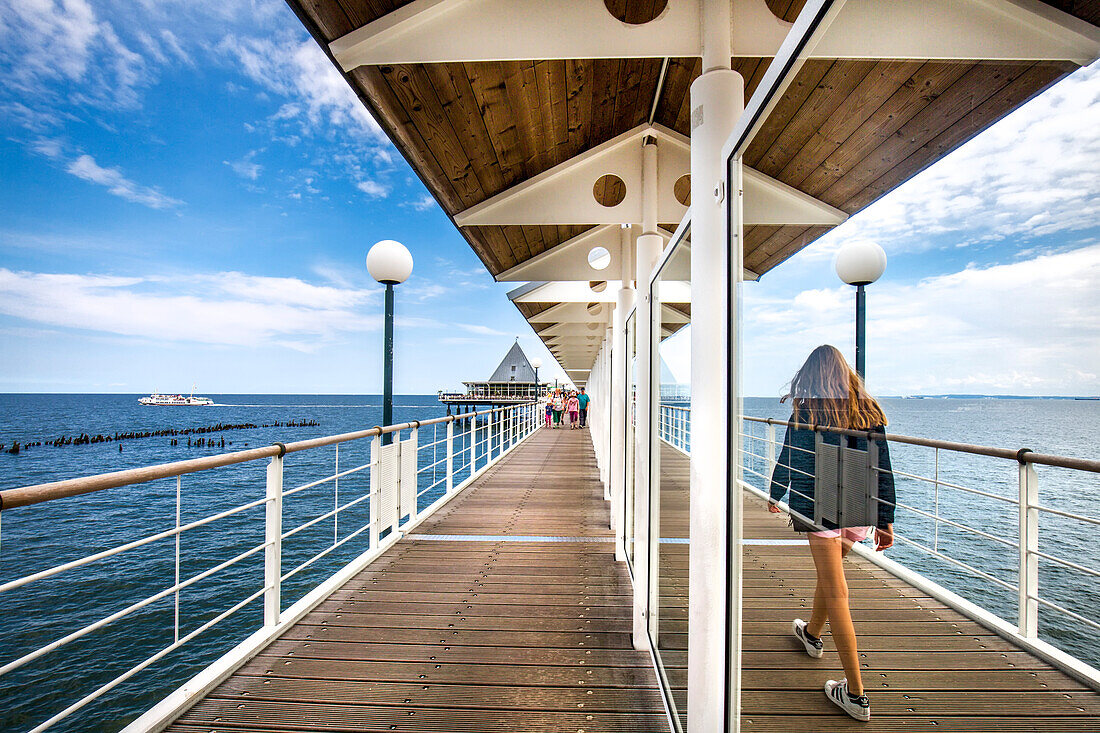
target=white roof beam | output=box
[811,0,1100,66]
[457,124,845,230]
[332,0,1098,69]
[456,125,689,227]
[508,280,625,303]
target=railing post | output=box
[446,420,454,493]
[408,427,418,523]
[264,453,284,627]
[333,444,340,547]
[369,435,381,550]
[1018,458,1039,637]
[766,422,776,475]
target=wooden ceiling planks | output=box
[289,0,1094,284]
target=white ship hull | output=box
[139,393,214,406]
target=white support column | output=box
[690,0,745,728]
[603,327,613,502]
[632,135,664,650]
[611,224,636,563]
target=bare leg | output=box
[808,538,853,637]
[808,534,864,695]
[807,582,828,639]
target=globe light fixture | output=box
[367,240,414,443]
[366,239,414,285]
[531,357,543,392]
[834,240,887,380]
[835,239,887,286]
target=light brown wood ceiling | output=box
[289,1,1094,279]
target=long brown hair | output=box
[781,345,887,430]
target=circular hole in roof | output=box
[586,302,603,316]
[674,174,691,206]
[604,0,668,25]
[589,280,607,293]
[586,322,601,331]
[592,174,626,208]
[587,246,612,271]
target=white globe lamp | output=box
[531,357,543,393]
[366,239,413,285]
[835,239,887,286]
[834,240,886,379]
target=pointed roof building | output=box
[487,341,537,383]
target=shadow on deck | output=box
[166,427,667,732]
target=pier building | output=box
[2,2,1100,732]
[438,341,548,412]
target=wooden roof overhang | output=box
[285,0,1100,377]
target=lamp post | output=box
[367,239,413,445]
[531,357,542,395]
[835,240,887,381]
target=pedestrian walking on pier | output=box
[766,344,895,723]
[550,390,565,428]
[544,398,552,428]
[566,392,580,429]
[577,387,590,427]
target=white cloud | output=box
[744,245,1100,396]
[0,268,380,350]
[0,0,149,110]
[456,323,508,337]
[66,154,183,209]
[219,33,384,141]
[355,179,388,198]
[403,194,436,212]
[224,150,263,180]
[799,61,1100,263]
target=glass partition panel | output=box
[625,310,637,570]
[650,239,691,729]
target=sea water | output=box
[0,394,1097,730]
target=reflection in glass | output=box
[625,311,636,569]
[650,241,691,730]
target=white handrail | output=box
[0,402,539,732]
[654,404,1100,689]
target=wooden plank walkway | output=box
[166,428,667,733]
[654,442,1100,731]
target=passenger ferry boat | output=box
[138,391,214,407]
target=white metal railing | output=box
[0,402,538,732]
[654,406,1100,686]
[658,404,691,454]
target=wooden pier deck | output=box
[654,442,1100,732]
[166,427,667,733]
[161,433,1100,732]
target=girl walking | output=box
[767,345,895,722]
[566,392,580,429]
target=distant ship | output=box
[139,389,213,406]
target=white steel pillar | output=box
[611,224,634,562]
[690,0,744,728]
[603,327,613,501]
[632,136,664,650]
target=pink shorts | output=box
[810,525,873,542]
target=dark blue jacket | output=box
[768,416,896,530]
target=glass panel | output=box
[625,310,637,570]
[650,239,691,730]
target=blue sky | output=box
[1,1,1097,397]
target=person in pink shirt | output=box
[566,393,580,429]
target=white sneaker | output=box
[824,679,870,722]
[791,618,823,658]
